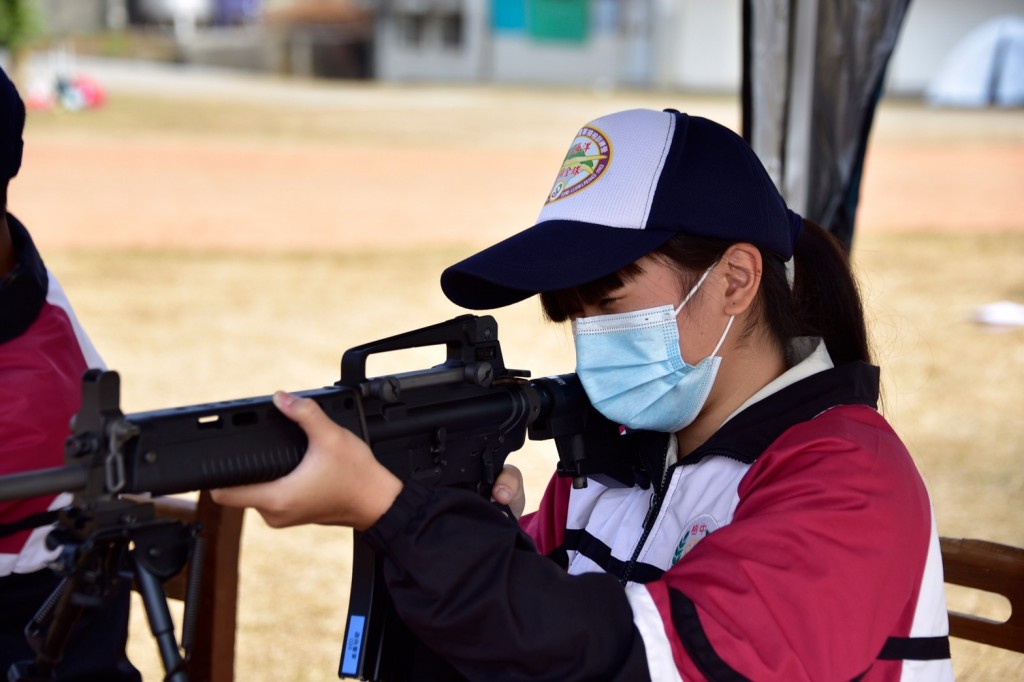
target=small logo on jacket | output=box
[546,125,611,203]
[673,514,718,564]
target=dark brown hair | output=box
[540,219,871,366]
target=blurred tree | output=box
[0,0,44,86]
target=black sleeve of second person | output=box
[363,481,652,681]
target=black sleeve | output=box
[363,481,652,682]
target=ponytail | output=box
[791,219,871,364]
[754,218,870,365]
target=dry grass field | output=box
[11,70,1024,680]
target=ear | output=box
[720,243,762,315]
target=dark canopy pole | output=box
[742,0,912,252]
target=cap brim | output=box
[440,220,676,309]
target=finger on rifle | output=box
[493,465,526,518]
[273,390,332,432]
[210,479,277,509]
[211,394,330,510]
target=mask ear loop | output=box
[711,315,735,358]
[673,261,734,359]
[673,263,717,316]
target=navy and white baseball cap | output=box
[441,108,802,310]
[0,65,25,181]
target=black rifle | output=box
[0,314,648,681]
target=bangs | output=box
[538,233,730,323]
[540,261,646,322]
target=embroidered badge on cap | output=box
[546,125,612,204]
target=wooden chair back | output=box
[940,536,1024,653]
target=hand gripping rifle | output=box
[0,314,649,681]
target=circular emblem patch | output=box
[673,514,719,565]
[546,125,612,204]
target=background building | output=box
[372,0,1023,98]
[19,0,1024,98]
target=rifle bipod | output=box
[7,497,202,682]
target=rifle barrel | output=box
[0,464,89,502]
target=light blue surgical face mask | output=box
[572,266,734,433]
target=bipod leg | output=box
[134,559,188,682]
[7,577,83,681]
[130,515,195,682]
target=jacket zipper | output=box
[619,453,675,586]
[618,446,741,586]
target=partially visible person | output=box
[0,64,140,681]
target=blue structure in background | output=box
[492,0,526,32]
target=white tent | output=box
[925,16,1024,108]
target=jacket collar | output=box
[0,214,48,344]
[679,355,881,466]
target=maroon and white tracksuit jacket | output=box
[363,343,953,680]
[0,215,140,680]
[0,214,104,576]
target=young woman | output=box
[213,109,952,681]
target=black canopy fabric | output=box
[741,0,912,251]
